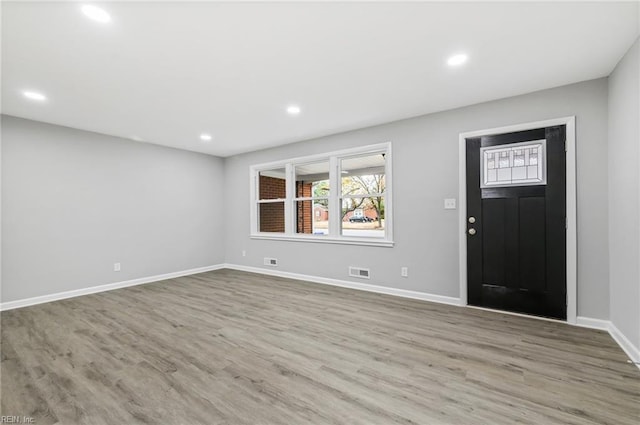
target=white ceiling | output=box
[2,2,638,157]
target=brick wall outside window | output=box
[259,175,286,200]
[296,182,313,234]
[259,176,285,232]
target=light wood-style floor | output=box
[1,269,638,424]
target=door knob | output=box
[468,216,476,224]
[468,228,476,235]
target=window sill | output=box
[250,233,394,247]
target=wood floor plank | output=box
[1,269,638,424]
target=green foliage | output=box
[312,180,330,198]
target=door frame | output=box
[458,116,577,324]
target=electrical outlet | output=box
[401,267,408,277]
[242,250,246,257]
[264,257,278,266]
[113,262,121,272]
[444,198,457,209]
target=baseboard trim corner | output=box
[223,263,462,306]
[0,264,226,311]
[608,322,640,369]
[575,316,640,370]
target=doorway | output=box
[458,117,577,323]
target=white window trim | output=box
[249,142,393,247]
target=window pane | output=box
[480,140,546,188]
[259,168,286,200]
[295,161,330,198]
[296,200,329,235]
[341,196,385,238]
[259,202,285,233]
[341,154,386,196]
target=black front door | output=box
[466,126,566,320]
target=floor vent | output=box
[349,266,370,279]
[264,257,278,267]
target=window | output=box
[250,143,392,246]
[480,140,547,188]
[294,161,330,235]
[257,168,286,232]
[341,153,386,238]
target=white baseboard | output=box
[608,322,640,368]
[0,264,226,311]
[223,263,462,306]
[576,316,610,331]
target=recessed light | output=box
[286,105,301,115]
[23,91,47,102]
[81,5,111,23]
[447,53,468,67]
[200,133,213,141]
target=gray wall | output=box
[1,116,226,303]
[608,38,640,350]
[224,78,610,320]
[2,78,614,323]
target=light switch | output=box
[444,198,457,209]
